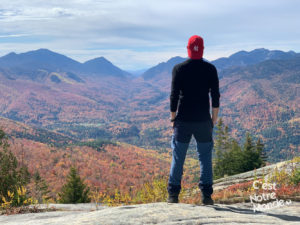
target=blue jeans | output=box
[167,119,214,197]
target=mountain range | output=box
[0,48,130,82]
[0,48,299,163]
[140,48,299,82]
[213,48,297,71]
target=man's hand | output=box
[212,107,219,126]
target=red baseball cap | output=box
[187,35,204,59]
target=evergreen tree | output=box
[242,132,264,172]
[242,132,254,171]
[226,139,244,175]
[213,118,225,179]
[213,122,267,179]
[58,166,91,203]
[214,118,226,152]
[0,129,31,205]
[213,118,232,179]
[256,137,267,167]
[223,125,231,150]
[33,170,51,203]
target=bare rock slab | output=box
[0,202,300,225]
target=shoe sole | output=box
[202,198,214,205]
[167,200,179,203]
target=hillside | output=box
[217,56,300,160]
[0,116,76,147]
[0,117,199,198]
[0,48,299,163]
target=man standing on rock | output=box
[167,35,220,205]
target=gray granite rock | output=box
[213,159,300,191]
[0,202,299,225]
[1,159,299,225]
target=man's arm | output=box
[210,66,220,126]
[170,66,180,121]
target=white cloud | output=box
[0,0,299,69]
[0,34,30,38]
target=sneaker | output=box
[167,195,179,203]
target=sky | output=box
[0,0,300,70]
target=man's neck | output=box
[188,57,203,61]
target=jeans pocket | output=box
[171,134,175,149]
[173,119,178,129]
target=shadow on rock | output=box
[209,204,300,222]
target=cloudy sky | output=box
[0,0,299,70]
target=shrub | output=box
[290,168,300,186]
[133,178,168,203]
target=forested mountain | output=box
[0,48,131,81]
[216,56,300,160]
[141,56,187,80]
[83,57,130,78]
[0,49,81,72]
[0,48,299,163]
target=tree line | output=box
[213,118,268,180]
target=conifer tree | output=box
[223,125,231,150]
[0,129,31,205]
[256,137,267,167]
[226,139,244,175]
[242,132,254,171]
[58,166,91,203]
[214,118,225,152]
[33,170,51,203]
[213,118,225,179]
[242,132,264,171]
[213,122,267,179]
[213,118,232,179]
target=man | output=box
[167,35,220,205]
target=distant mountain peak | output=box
[84,56,112,65]
[0,49,130,79]
[6,52,17,56]
[1,52,17,60]
[35,48,52,52]
[141,56,187,80]
[166,56,186,63]
[230,50,248,57]
[83,56,130,77]
[24,48,69,58]
[252,48,268,52]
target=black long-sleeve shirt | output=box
[170,58,220,122]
